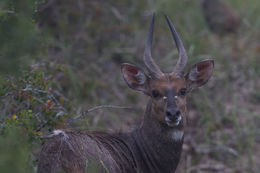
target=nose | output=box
[166,108,181,121]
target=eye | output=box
[179,88,187,96]
[151,90,161,98]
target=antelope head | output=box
[121,14,214,128]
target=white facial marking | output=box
[172,130,184,141]
[176,116,182,125]
[165,115,182,127]
[163,96,167,100]
[174,96,178,99]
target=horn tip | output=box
[152,13,155,21]
[163,13,170,21]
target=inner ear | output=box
[121,63,148,92]
[185,59,214,91]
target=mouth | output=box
[165,116,182,127]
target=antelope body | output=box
[37,14,214,173]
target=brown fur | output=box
[37,74,188,173]
[148,74,187,124]
[38,15,214,173]
[38,68,213,173]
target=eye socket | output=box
[179,88,187,96]
[151,90,161,98]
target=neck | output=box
[128,100,184,173]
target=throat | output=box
[132,124,184,173]
[170,130,184,141]
[140,100,185,141]
[130,101,184,172]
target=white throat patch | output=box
[171,130,184,141]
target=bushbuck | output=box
[37,14,214,173]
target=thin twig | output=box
[2,10,15,14]
[110,7,125,22]
[87,105,133,113]
[73,105,135,119]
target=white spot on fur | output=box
[53,130,66,136]
[176,116,182,124]
[48,129,69,139]
[163,96,167,100]
[174,96,178,99]
[171,130,184,141]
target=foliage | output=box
[0,64,71,142]
[0,0,47,75]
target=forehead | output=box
[150,74,186,90]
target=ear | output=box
[121,63,149,93]
[185,59,214,91]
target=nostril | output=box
[166,111,172,117]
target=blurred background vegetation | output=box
[0,0,259,172]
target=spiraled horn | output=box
[144,13,164,79]
[164,14,188,76]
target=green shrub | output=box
[0,65,71,142]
